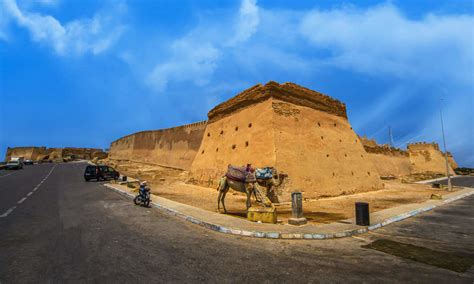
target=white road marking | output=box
[1,164,57,219]
[0,206,16,218]
[0,173,14,179]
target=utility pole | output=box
[439,100,452,191]
[388,126,395,148]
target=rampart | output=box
[359,138,412,177]
[191,81,382,201]
[407,142,455,175]
[108,121,207,170]
[5,146,107,161]
[5,146,47,161]
[359,138,457,177]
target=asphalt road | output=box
[1,163,473,283]
[434,176,474,188]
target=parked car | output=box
[6,160,23,170]
[84,165,119,181]
[24,159,34,165]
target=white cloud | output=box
[146,0,260,92]
[299,3,474,84]
[228,0,260,45]
[2,0,125,56]
[146,38,221,92]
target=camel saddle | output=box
[255,167,273,180]
[225,165,256,183]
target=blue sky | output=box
[0,0,473,166]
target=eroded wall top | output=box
[359,136,408,157]
[207,81,347,123]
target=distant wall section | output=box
[5,147,47,161]
[5,146,107,161]
[359,137,412,177]
[407,142,455,175]
[109,121,207,170]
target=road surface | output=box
[1,162,473,282]
[433,176,474,188]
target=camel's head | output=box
[269,168,288,186]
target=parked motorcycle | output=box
[133,188,150,207]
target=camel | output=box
[217,168,286,213]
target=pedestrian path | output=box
[104,183,474,240]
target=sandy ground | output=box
[104,160,458,225]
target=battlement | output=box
[407,142,440,152]
[207,81,347,123]
[359,136,408,157]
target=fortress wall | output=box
[63,147,105,160]
[366,154,412,177]
[109,135,135,161]
[272,99,383,200]
[190,100,277,188]
[359,138,412,177]
[5,147,47,161]
[5,147,108,162]
[47,148,64,160]
[407,142,455,175]
[191,82,383,201]
[109,121,207,170]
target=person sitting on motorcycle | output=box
[139,181,149,198]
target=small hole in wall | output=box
[317,122,321,127]
[367,171,371,176]
[321,136,324,140]
[207,132,210,137]
[361,154,363,158]
[235,126,239,131]
[351,171,354,176]
[245,141,249,147]
[333,172,335,177]
[248,123,252,128]
[232,144,236,149]
[326,154,330,157]
[339,139,342,142]
[350,127,353,130]
[201,150,205,154]
[344,154,347,157]
[216,148,219,152]
[334,123,337,127]
[220,130,224,135]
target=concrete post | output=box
[288,192,307,225]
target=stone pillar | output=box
[288,192,307,225]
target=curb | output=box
[103,184,474,240]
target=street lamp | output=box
[439,99,452,191]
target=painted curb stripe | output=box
[103,184,474,240]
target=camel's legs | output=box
[245,187,252,209]
[221,188,229,213]
[217,189,223,212]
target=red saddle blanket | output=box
[225,165,256,183]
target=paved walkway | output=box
[105,182,474,240]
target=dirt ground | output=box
[152,180,456,225]
[104,159,458,225]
